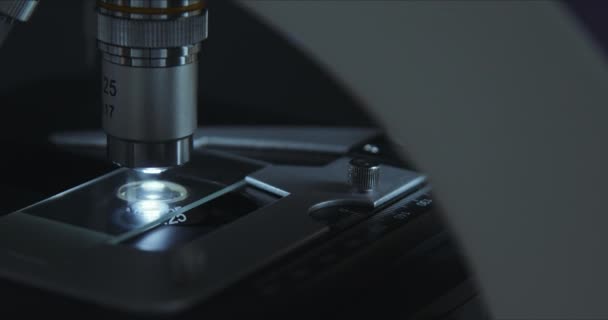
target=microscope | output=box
[97,0,206,170]
[0,1,479,318]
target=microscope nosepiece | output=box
[96,0,208,169]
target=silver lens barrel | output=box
[96,0,207,168]
[107,135,193,169]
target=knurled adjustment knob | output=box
[347,158,381,192]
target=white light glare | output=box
[139,167,166,175]
[131,200,170,222]
[141,181,166,192]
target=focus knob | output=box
[347,158,381,192]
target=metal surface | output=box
[97,0,207,168]
[0,157,424,313]
[96,0,207,67]
[247,157,424,209]
[99,42,201,67]
[102,61,197,141]
[192,126,380,153]
[98,0,204,19]
[0,127,440,313]
[97,12,207,48]
[107,135,192,168]
[50,126,380,154]
[98,43,201,58]
[0,0,39,22]
[100,0,202,7]
[101,45,199,67]
[347,158,380,192]
[101,59,197,168]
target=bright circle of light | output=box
[117,180,188,203]
[138,167,166,175]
